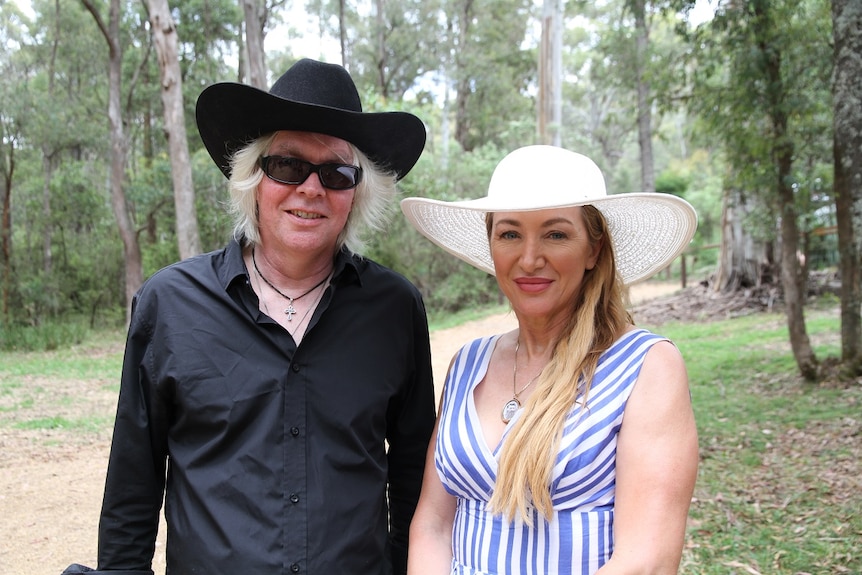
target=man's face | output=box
[256,131,357,259]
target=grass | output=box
[427,302,511,331]
[642,305,861,575]
[0,329,124,436]
[0,301,858,573]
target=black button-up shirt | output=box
[96,239,436,575]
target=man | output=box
[64,58,435,575]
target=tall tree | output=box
[831,0,862,374]
[448,0,535,152]
[241,0,267,88]
[682,0,832,380]
[145,0,201,259]
[628,0,656,192]
[39,0,61,278]
[751,0,817,380]
[538,0,563,146]
[563,0,685,187]
[82,0,143,321]
[0,2,28,321]
[0,129,13,322]
[347,0,441,101]
[714,187,776,291]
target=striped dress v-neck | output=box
[435,328,666,575]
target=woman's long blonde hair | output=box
[487,205,632,523]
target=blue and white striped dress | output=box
[435,328,666,575]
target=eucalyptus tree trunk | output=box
[241,0,267,89]
[39,0,62,279]
[40,155,55,277]
[453,0,474,151]
[715,188,774,292]
[776,148,817,381]
[752,0,817,380]
[538,0,562,146]
[82,0,143,323]
[146,0,201,259]
[831,0,862,373]
[1,145,12,321]
[338,0,347,67]
[374,0,387,97]
[631,0,655,193]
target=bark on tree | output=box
[752,0,817,380]
[146,0,202,259]
[715,188,774,292]
[832,0,862,374]
[538,0,562,146]
[374,0,387,97]
[81,0,143,323]
[338,0,347,67]
[0,141,12,321]
[454,0,474,151]
[41,0,61,278]
[631,0,655,193]
[242,0,267,89]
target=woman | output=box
[400,145,699,574]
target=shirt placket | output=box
[283,355,308,574]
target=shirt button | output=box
[290,426,300,436]
[290,493,300,504]
[291,363,300,373]
[290,563,300,573]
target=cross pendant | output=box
[284,302,297,321]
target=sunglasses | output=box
[259,156,363,190]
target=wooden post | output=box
[681,253,687,288]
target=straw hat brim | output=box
[401,192,698,286]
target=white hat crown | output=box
[485,146,607,210]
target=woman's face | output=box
[489,206,602,322]
[256,130,356,258]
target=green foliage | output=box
[173,0,243,85]
[656,148,724,247]
[0,0,848,340]
[654,170,688,196]
[192,148,235,251]
[439,0,538,152]
[13,414,114,432]
[0,319,90,352]
[367,142,505,316]
[427,302,510,332]
[345,0,444,101]
[685,0,832,199]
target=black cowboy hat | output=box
[195,58,426,180]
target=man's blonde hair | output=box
[227,133,398,254]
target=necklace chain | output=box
[502,338,542,423]
[252,248,329,321]
[512,339,541,397]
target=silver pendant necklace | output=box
[252,248,328,321]
[502,339,541,423]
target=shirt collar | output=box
[222,238,364,291]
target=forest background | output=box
[0,1,861,573]
[0,0,860,382]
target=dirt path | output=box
[0,282,680,574]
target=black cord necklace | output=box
[252,248,328,321]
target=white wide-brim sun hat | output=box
[401,145,698,286]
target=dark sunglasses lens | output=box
[267,157,310,184]
[320,165,360,189]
